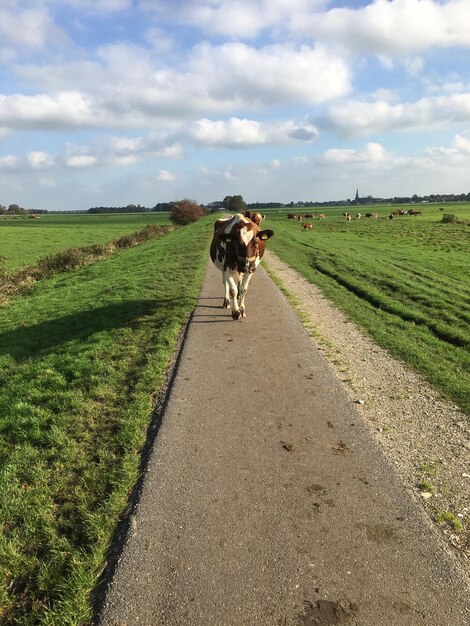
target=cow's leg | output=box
[222,275,230,308]
[238,272,254,318]
[225,270,241,320]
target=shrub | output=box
[441,214,456,223]
[170,199,206,225]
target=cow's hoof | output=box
[223,298,230,309]
[232,311,241,320]
[240,308,246,318]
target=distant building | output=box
[354,189,360,204]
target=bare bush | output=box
[170,199,206,225]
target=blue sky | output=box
[1,0,470,211]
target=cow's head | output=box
[220,221,274,273]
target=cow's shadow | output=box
[0,298,188,363]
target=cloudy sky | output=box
[1,0,470,211]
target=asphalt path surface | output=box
[97,260,469,626]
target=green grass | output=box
[417,479,434,493]
[0,216,212,624]
[436,511,463,532]
[265,203,470,413]
[0,213,171,271]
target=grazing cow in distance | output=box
[356,213,362,219]
[365,212,378,218]
[210,214,274,320]
[287,213,297,219]
[301,222,313,230]
[318,213,325,219]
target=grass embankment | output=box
[0,223,171,303]
[0,213,171,271]
[0,217,212,624]
[266,205,470,413]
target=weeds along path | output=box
[0,219,212,625]
[97,260,469,626]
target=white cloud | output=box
[322,93,470,137]
[140,0,470,57]
[7,41,350,133]
[323,142,389,165]
[144,27,176,54]
[0,156,18,169]
[66,155,97,168]
[422,77,469,95]
[404,57,424,76]
[157,169,176,181]
[191,42,351,106]
[140,0,327,38]
[0,92,97,130]
[454,133,470,154]
[372,88,397,103]
[0,6,68,62]
[27,151,55,169]
[295,0,470,56]
[190,117,318,148]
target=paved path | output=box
[97,260,469,626]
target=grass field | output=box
[0,205,468,623]
[265,203,470,413]
[0,213,171,271]
[0,215,212,624]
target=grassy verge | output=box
[0,217,212,624]
[0,223,172,303]
[266,207,470,413]
[0,213,172,272]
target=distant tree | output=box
[153,202,175,212]
[170,199,206,225]
[7,204,27,215]
[223,195,246,212]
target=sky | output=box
[1,0,470,211]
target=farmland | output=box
[0,205,468,623]
[0,213,172,271]
[0,215,212,624]
[265,203,470,413]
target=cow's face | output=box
[220,223,273,273]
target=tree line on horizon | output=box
[4,190,470,216]
[0,204,48,215]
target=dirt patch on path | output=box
[264,250,469,573]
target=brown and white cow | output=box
[210,213,274,320]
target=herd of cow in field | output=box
[287,208,423,229]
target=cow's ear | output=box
[257,229,274,241]
[220,233,233,243]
